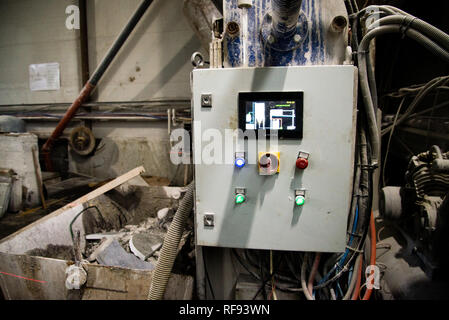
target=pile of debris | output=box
[26,190,195,275]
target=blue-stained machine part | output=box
[223,0,348,67]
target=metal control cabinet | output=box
[192,66,357,252]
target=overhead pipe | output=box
[271,0,303,40]
[41,0,155,171]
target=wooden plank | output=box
[63,166,145,210]
[0,166,145,254]
[31,146,46,209]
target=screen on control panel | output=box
[238,92,303,139]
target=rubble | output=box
[84,215,167,264]
[95,239,154,270]
[129,231,163,260]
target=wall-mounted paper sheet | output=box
[29,63,60,91]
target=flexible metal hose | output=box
[271,0,302,39]
[147,182,194,300]
[370,15,449,51]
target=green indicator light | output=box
[295,196,305,206]
[235,194,246,204]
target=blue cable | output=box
[314,206,359,295]
[337,206,359,268]
[336,282,344,298]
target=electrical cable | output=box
[382,76,449,136]
[232,249,261,281]
[310,5,447,300]
[232,249,304,298]
[356,9,449,167]
[244,249,300,284]
[311,122,373,295]
[343,253,362,300]
[368,15,449,51]
[307,253,321,299]
[382,97,406,187]
[362,212,377,300]
[351,254,364,300]
[203,249,216,300]
[317,205,359,289]
[250,253,298,299]
[270,250,278,300]
[69,205,102,243]
[301,253,314,300]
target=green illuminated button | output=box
[295,195,305,206]
[235,194,246,204]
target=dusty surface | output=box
[84,215,170,267]
[26,244,75,261]
[1,183,195,280]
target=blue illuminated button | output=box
[235,158,246,168]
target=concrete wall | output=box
[0,0,81,105]
[0,0,202,105]
[0,0,201,184]
[87,0,201,101]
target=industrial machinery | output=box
[379,146,449,298]
[183,0,449,300]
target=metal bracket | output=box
[297,151,310,159]
[260,11,309,52]
[204,213,215,227]
[235,151,245,159]
[201,94,212,108]
[295,189,306,197]
[235,187,246,195]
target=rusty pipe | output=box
[42,83,93,170]
[42,0,155,170]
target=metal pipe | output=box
[271,0,303,39]
[79,0,90,85]
[41,0,155,171]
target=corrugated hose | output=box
[147,182,194,300]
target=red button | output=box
[296,158,308,169]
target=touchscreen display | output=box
[239,92,303,139]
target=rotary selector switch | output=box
[258,152,280,175]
